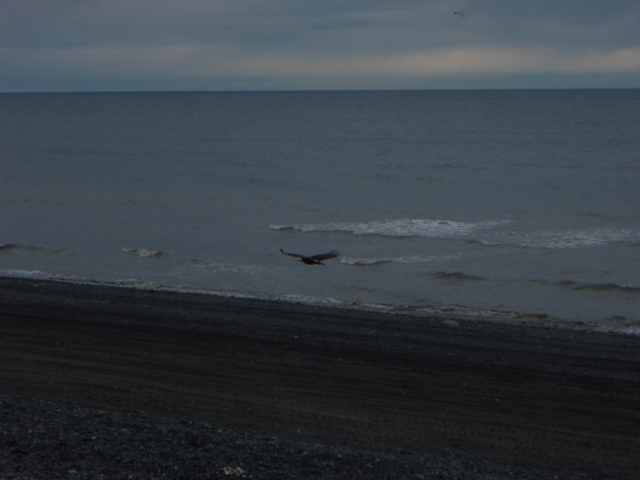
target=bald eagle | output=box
[280,249,339,265]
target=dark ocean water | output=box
[1,90,640,332]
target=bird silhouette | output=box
[280,249,339,265]
[453,11,465,17]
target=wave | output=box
[339,256,393,266]
[478,227,640,249]
[0,243,74,256]
[121,248,167,258]
[0,269,79,281]
[433,271,487,282]
[547,279,640,294]
[270,218,510,238]
[339,255,448,266]
[0,243,45,253]
[572,282,640,294]
[182,258,271,274]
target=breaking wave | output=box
[339,257,394,266]
[571,282,640,294]
[182,258,272,275]
[0,269,79,281]
[270,219,510,238]
[478,227,640,249]
[121,248,167,258]
[547,280,640,295]
[339,255,448,266]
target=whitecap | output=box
[121,248,166,258]
[339,257,393,266]
[270,218,510,238]
[339,255,455,266]
[480,227,640,249]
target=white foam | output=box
[270,219,510,238]
[339,257,393,266]
[484,227,640,249]
[0,269,79,281]
[339,255,456,266]
[182,259,274,276]
[121,248,166,258]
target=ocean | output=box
[1,90,639,333]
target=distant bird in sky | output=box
[453,11,465,17]
[280,249,339,265]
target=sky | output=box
[2,0,640,92]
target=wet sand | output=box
[1,277,640,477]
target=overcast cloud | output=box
[1,0,639,91]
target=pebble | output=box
[0,395,627,480]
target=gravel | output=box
[1,396,634,480]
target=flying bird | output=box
[280,249,339,265]
[453,11,465,17]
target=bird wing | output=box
[310,250,339,261]
[280,249,305,258]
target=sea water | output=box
[1,90,639,333]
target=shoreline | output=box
[2,277,640,477]
[2,272,637,335]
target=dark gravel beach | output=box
[1,277,640,479]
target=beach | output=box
[1,277,639,479]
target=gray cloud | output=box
[1,0,639,91]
